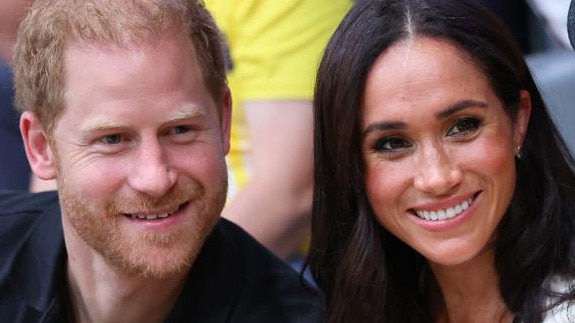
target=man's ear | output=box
[20,111,58,180]
[514,90,532,148]
[220,87,232,155]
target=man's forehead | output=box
[62,33,200,92]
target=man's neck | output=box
[64,231,188,323]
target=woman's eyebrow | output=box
[436,100,488,120]
[362,121,406,139]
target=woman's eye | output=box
[373,136,412,152]
[447,118,481,137]
[101,134,123,145]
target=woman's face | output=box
[361,37,530,267]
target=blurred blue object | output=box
[0,61,31,190]
[526,50,575,155]
[568,0,574,49]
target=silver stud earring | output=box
[515,145,522,159]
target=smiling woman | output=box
[361,37,529,268]
[307,0,575,322]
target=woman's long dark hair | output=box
[307,0,575,322]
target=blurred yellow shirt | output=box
[204,0,352,197]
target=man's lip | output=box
[121,201,191,232]
[122,201,189,219]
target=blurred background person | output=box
[477,0,575,154]
[528,0,572,48]
[204,0,351,260]
[523,0,575,155]
[0,0,33,190]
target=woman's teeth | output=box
[414,196,474,221]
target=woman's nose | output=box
[413,144,462,195]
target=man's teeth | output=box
[130,212,171,220]
[415,196,474,221]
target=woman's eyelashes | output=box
[371,136,412,154]
[446,117,483,137]
[368,117,484,155]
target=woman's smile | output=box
[361,37,527,267]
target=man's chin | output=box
[111,243,200,280]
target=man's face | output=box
[52,32,230,279]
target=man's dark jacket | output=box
[0,191,322,322]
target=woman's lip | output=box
[409,192,483,232]
[409,192,480,213]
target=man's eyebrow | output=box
[83,119,124,132]
[166,104,205,122]
[435,100,488,120]
[83,104,206,132]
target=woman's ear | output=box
[514,90,532,148]
[20,111,58,180]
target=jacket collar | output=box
[9,196,67,317]
[166,220,242,323]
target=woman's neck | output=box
[427,250,514,323]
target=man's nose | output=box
[127,139,177,197]
[413,144,462,195]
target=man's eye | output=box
[173,125,191,135]
[373,136,412,152]
[447,118,481,137]
[101,134,123,144]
